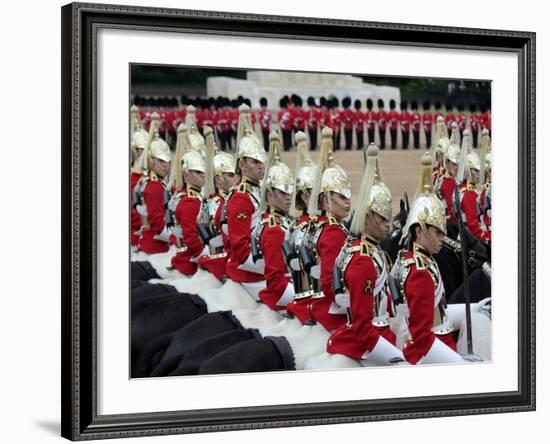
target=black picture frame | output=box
[61,2,536,440]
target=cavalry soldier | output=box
[289,127,352,330]
[399,100,411,150]
[285,132,318,313]
[392,153,464,365]
[478,129,492,232]
[455,130,491,242]
[327,144,404,366]
[130,105,149,248]
[253,133,296,310]
[387,99,399,150]
[437,137,460,223]
[225,120,267,299]
[258,97,271,150]
[134,113,173,254]
[365,98,377,145]
[431,116,450,187]
[197,127,238,281]
[169,149,207,276]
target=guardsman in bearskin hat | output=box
[258,97,271,150]
[353,99,365,151]
[329,97,342,151]
[438,123,461,222]
[225,109,267,299]
[306,96,321,150]
[278,97,293,151]
[431,116,450,187]
[130,105,149,248]
[341,96,354,150]
[391,153,464,364]
[387,99,399,150]
[293,127,352,330]
[422,100,434,149]
[365,98,376,145]
[399,100,411,150]
[455,130,491,242]
[327,144,404,365]
[478,129,492,233]
[168,140,208,276]
[376,99,387,149]
[445,102,457,138]
[194,126,239,281]
[134,112,173,254]
[251,132,297,310]
[410,100,422,149]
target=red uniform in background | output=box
[399,246,457,365]
[136,173,170,254]
[258,109,271,132]
[225,178,264,283]
[170,185,205,276]
[422,111,434,139]
[445,112,457,136]
[257,210,295,310]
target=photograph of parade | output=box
[129,65,492,378]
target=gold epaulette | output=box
[268,214,277,228]
[328,214,339,225]
[237,182,251,194]
[359,239,373,257]
[186,186,202,200]
[414,254,426,270]
[344,244,362,254]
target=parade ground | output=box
[279,147,426,214]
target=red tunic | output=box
[330,110,342,133]
[400,110,411,131]
[401,249,456,365]
[278,109,293,131]
[170,186,204,275]
[355,110,365,132]
[376,110,387,130]
[445,112,457,134]
[411,111,421,133]
[481,112,491,131]
[307,108,321,130]
[258,109,271,132]
[293,107,307,131]
[137,177,170,254]
[422,111,434,133]
[308,217,347,330]
[216,109,231,133]
[130,170,142,246]
[342,109,355,130]
[326,239,388,359]
[225,181,264,283]
[459,183,491,242]
[258,213,293,310]
[199,192,229,281]
[365,110,377,131]
[387,110,399,131]
[439,174,458,222]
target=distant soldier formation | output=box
[129,94,492,377]
[132,94,491,152]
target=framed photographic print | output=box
[61,2,535,440]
